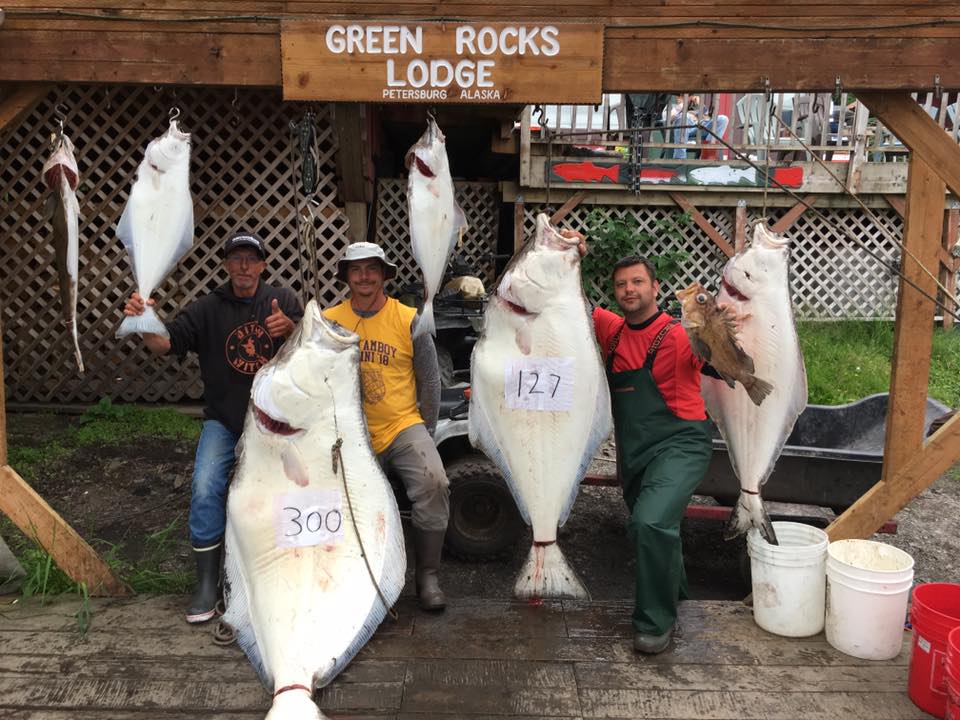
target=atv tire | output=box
[444,455,525,561]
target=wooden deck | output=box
[0,593,931,719]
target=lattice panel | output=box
[1,84,350,404]
[522,205,904,319]
[375,178,500,288]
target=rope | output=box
[325,379,399,621]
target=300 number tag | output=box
[504,356,575,411]
[274,490,345,549]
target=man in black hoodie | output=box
[123,231,303,623]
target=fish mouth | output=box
[253,405,303,436]
[722,277,750,302]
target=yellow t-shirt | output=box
[324,298,423,453]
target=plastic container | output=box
[747,521,828,637]
[825,539,914,660]
[910,586,960,718]
[946,626,960,720]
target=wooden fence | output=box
[0,85,500,405]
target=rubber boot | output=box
[413,528,447,611]
[185,542,222,624]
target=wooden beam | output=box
[734,200,747,253]
[885,194,906,217]
[513,197,525,253]
[550,191,587,226]
[844,103,870,194]
[827,155,945,540]
[942,208,960,329]
[828,411,960,541]
[519,106,531,188]
[333,103,373,204]
[858,91,960,200]
[0,83,51,136]
[0,316,6,467]
[0,465,130,596]
[770,195,817,234]
[668,192,734,258]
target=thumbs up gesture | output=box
[265,298,294,338]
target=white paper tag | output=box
[274,489,345,548]
[918,636,931,653]
[503,356,575,411]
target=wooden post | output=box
[0,315,7,467]
[333,102,374,244]
[942,208,959,330]
[734,200,747,254]
[827,154,945,540]
[519,106,532,188]
[513,197,525,253]
[550,190,587,225]
[771,196,818,234]
[845,102,870,195]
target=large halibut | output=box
[702,224,808,543]
[223,300,406,720]
[469,213,612,599]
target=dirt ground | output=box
[4,410,960,602]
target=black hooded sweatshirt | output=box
[166,281,304,435]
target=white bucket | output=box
[747,521,829,637]
[825,539,914,660]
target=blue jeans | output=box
[672,115,729,159]
[189,419,239,547]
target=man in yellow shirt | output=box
[324,243,449,610]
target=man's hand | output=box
[265,299,295,338]
[124,292,154,317]
[560,228,588,258]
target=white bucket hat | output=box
[336,242,398,282]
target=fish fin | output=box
[514,543,590,600]
[281,443,310,487]
[453,200,469,245]
[562,374,612,527]
[412,303,435,340]
[116,305,169,339]
[43,194,57,222]
[467,393,531,524]
[720,373,737,390]
[116,199,136,253]
[724,492,778,545]
[744,376,774,406]
[691,335,712,363]
[222,524,273,690]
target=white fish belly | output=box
[225,420,404,691]
[409,173,458,296]
[469,298,611,542]
[703,299,807,491]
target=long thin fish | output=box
[42,132,83,373]
[406,117,468,339]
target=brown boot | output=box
[413,528,447,611]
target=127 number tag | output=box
[274,489,344,549]
[504,356,575,411]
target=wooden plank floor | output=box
[0,593,932,719]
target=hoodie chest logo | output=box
[225,321,272,374]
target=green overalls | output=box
[606,319,713,636]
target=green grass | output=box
[799,320,960,407]
[73,396,201,445]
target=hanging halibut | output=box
[116,119,194,338]
[42,131,84,372]
[702,224,808,544]
[223,300,405,720]
[469,213,612,600]
[406,116,468,339]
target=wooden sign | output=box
[547,160,805,188]
[282,21,603,104]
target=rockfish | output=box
[676,282,773,406]
[116,119,194,338]
[469,213,612,599]
[223,300,406,720]
[42,132,83,372]
[406,117,468,339]
[701,224,808,544]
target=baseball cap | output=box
[336,242,398,281]
[223,232,267,260]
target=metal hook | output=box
[52,103,68,143]
[426,107,437,123]
[761,76,771,104]
[832,76,843,105]
[231,88,241,127]
[169,106,181,122]
[934,74,943,101]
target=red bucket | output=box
[946,626,960,720]
[909,583,960,718]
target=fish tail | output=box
[744,375,774,406]
[71,322,85,373]
[265,688,323,719]
[724,491,779,545]
[413,301,436,339]
[514,542,590,600]
[602,164,620,182]
[115,305,169,339]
